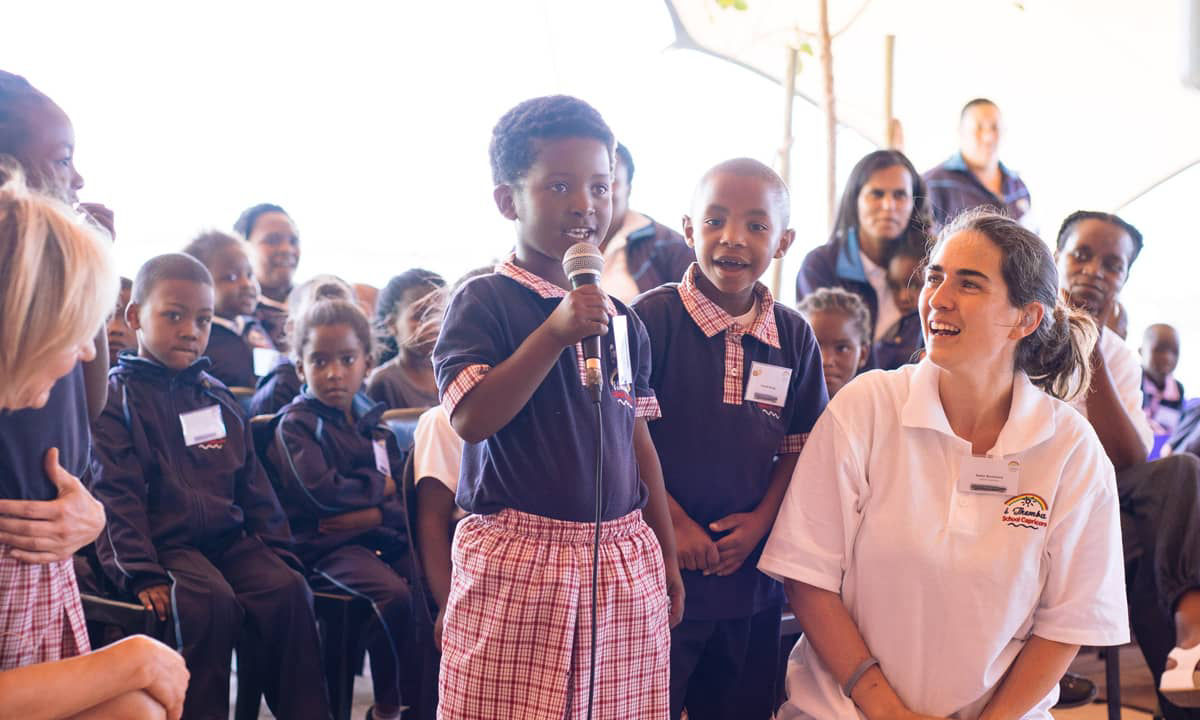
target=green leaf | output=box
[798,42,813,55]
[715,0,749,9]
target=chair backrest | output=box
[248,413,281,486]
[230,386,256,416]
[382,406,427,451]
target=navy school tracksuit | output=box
[633,267,829,720]
[90,355,330,720]
[266,390,417,711]
[205,315,275,389]
[249,355,303,417]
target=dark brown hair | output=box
[933,210,1096,400]
[292,299,375,365]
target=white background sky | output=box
[4,0,1197,386]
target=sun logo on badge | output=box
[1001,493,1048,530]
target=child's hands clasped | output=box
[138,584,172,621]
[674,513,719,573]
[545,285,609,348]
[708,510,772,576]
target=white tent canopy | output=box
[665,0,1200,233]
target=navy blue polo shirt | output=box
[634,265,828,620]
[0,363,91,500]
[923,153,1033,229]
[433,259,660,523]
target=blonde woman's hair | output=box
[0,157,118,409]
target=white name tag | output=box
[253,347,281,378]
[373,438,391,477]
[612,315,633,388]
[179,405,228,447]
[957,455,1019,495]
[744,361,791,408]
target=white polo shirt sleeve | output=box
[1033,418,1129,645]
[1101,330,1154,452]
[759,406,866,592]
[413,406,463,494]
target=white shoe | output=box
[1161,643,1200,707]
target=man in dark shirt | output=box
[923,98,1034,230]
[600,143,695,302]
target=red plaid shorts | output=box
[0,548,89,669]
[438,509,670,720]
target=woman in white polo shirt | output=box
[760,210,1128,720]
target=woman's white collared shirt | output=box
[759,360,1129,720]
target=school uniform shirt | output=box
[923,153,1035,230]
[266,390,407,561]
[247,356,302,418]
[0,363,90,500]
[255,294,290,351]
[1143,370,1186,437]
[366,357,439,410]
[759,361,1128,719]
[204,315,275,389]
[633,264,827,620]
[413,406,468,523]
[1070,330,1154,454]
[433,256,661,522]
[90,354,296,596]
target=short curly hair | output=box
[797,287,872,347]
[488,95,614,185]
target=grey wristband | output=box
[843,656,880,697]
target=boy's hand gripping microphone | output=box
[562,242,606,403]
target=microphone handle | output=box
[568,272,605,400]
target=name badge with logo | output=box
[744,361,791,408]
[957,455,1019,495]
[373,439,392,477]
[179,405,228,447]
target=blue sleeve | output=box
[433,278,509,401]
[797,246,836,300]
[788,317,830,438]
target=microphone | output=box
[562,242,605,403]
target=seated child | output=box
[433,95,683,720]
[797,287,872,398]
[367,269,446,409]
[632,158,828,720]
[873,230,926,370]
[236,203,300,351]
[106,276,135,366]
[182,230,275,388]
[1142,322,1185,437]
[266,298,417,720]
[90,252,330,720]
[249,274,356,417]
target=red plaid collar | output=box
[496,254,617,316]
[677,263,779,348]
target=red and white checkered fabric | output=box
[0,549,89,669]
[676,265,780,406]
[438,509,670,720]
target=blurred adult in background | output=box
[599,142,694,303]
[924,99,1035,231]
[236,203,300,350]
[796,149,932,370]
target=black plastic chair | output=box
[382,407,426,453]
[79,592,166,648]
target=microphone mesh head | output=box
[562,242,604,279]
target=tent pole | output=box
[818,0,836,230]
[883,34,895,148]
[771,45,799,300]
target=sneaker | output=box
[1054,672,1097,708]
[1162,644,1200,707]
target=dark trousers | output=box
[1119,453,1200,720]
[669,605,781,720]
[307,540,418,710]
[160,534,330,720]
